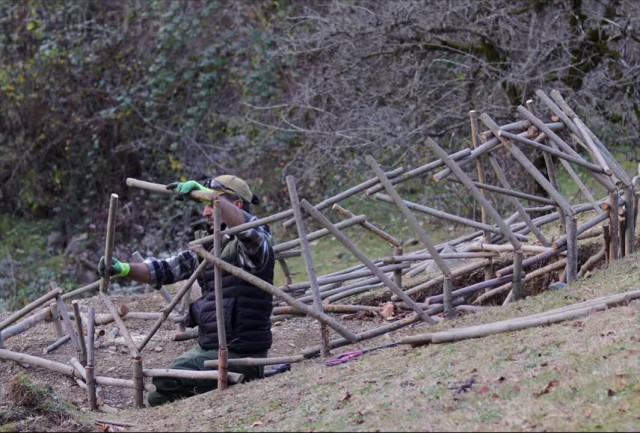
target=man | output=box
[98,175,275,406]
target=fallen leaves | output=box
[534,379,559,397]
[380,302,396,320]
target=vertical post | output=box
[470,110,493,282]
[602,224,611,265]
[566,217,578,283]
[511,251,524,301]
[53,288,81,353]
[286,176,331,357]
[100,194,119,294]
[133,357,144,408]
[213,199,229,390]
[609,192,619,261]
[49,303,64,338]
[86,307,98,411]
[393,246,403,290]
[71,301,87,366]
[619,214,626,259]
[625,187,635,255]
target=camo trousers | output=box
[147,345,267,406]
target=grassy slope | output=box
[93,248,640,432]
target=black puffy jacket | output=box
[185,236,274,353]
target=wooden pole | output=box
[61,280,101,301]
[273,215,366,253]
[609,192,620,260]
[366,155,452,318]
[511,251,524,301]
[142,368,243,384]
[191,245,358,342]
[54,291,81,354]
[213,199,229,389]
[373,193,528,240]
[86,307,98,411]
[99,194,118,295]
[625,187,635,255]
[99,292,140,358]
[393,246,403,290]
[204,355,305,369]
[280,167,405,229]
[300,198,437,324]
[71,301,87,366]
[332,204,401,247]
[565,217,578,283]
[0,286,62,332]
[471,110,493,283]
[133,358,144,408]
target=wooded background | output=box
[1,0,639,307]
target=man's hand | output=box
[98,256,131,278]
[166,181,212,202]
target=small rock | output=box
[548,282,568,291]
[154,346,163,352]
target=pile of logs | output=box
[0,89,637,411]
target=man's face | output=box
[202,194,243,227]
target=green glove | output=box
[166,181,212,202]
[98,256,131,278]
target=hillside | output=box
[1,239,640,432]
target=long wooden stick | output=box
[212,199,229,389]
[332,204,401,247]
[71,301,87,365]
[87,307,97,411]
[280,166,405,229]
[143,368,243,384]
[192,245,358,342]
[0,287,62,332]
[99,194,118,295]
[204,355,305,368]
[300,198,437,324]
[99,292,140,359]
[273,215,366,253]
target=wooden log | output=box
[468,243,555,254]
[280,166,405,229]
[204,355,305,369]
[602,224,611,264]
[48,302,64,338]
[142,368,243,384]
[498,130,607,174]
[517,103,616,191]
[383,252,499,263]
[624,187,635,255]
[609,192,620,260]
[578,248,606,278]
[0,348,83,379]
[71,301,87,366]
[365,150,469,196]
[473,110,493,284]
[54,291,81,355]
[99,194,119,295]
[300,197,436,325]
[332,204,401,247]
[273,215,366,254]
[553,213,609,249]
[0,287,62,332]
[322,283,386,304]
[43,335,71,354]
[445,178,556,205]
[192,245,358,342]
[1,307,52,342]
[373,193,528,241]
[432,122,565,182]
[496,245,566,278]
[511,251,524,301]
[302,303,447,358]
[61,280,101,301]
[474,258,567,305]
[272,304,380,316]
[396,259,493,300]
[393,246,403,290]
[212,199,229,388]
[94,310,187,324]
[99,292,140,359]
[479,119,531,141]
[487,154,550,246]
[87,307,97,411]
[287,177,331,358]
[427,137,524,249]
[479,113,574,217]
[401,304,606,346]
[426,274,514,305]
[137,254,211,352]
[133,358,144,408]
